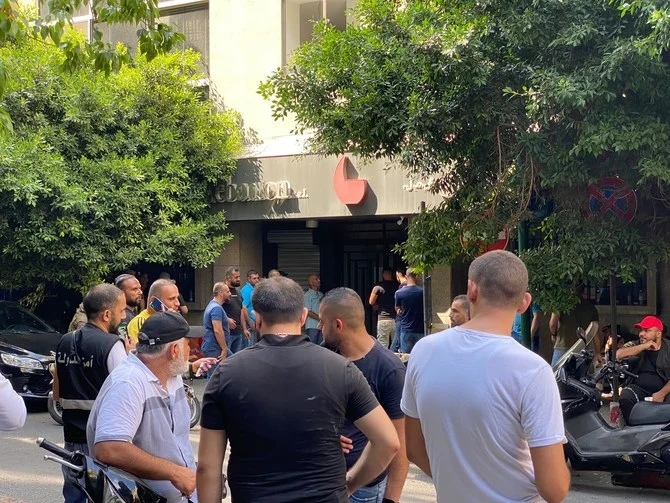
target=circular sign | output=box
[460,227,509,256]
[587,177,637,223]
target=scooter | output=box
[36,437,170,502]
[555,323,670,480]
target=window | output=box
[283,0,348,64]
[46,1,210,74]
[582,264,657,314]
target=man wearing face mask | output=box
[87,312,216,503]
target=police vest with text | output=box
[55,326,119,443]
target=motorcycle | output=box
[37,437,169,502]
[37,437,227,502]
[555,322,670,483]
[48,381,202,429]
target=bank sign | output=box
[214,154,444,221]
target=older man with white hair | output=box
[87,312,216,503]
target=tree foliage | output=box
[0,38,243,296]
[261,0,670,311]
[0,1,186,130]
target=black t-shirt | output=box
[201,334,379,503]
[341,343,405,486]
[375,280,399,319]
[222,287,243,335]
[636,350,666,393]
[395,285,424,333]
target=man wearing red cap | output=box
[616,316,670,424]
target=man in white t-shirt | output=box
[401,250,570,503]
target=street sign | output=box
[460,226,509,256]
[587,177,637,223]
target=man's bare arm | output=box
[405,416,431,477]
[347,405,400,494]
[530,311,542,339]
[197,428,228,503]
[549,313,560,337]
[307,310,320,320]
[617,341,653,360]
[530,443,570,503]
[95,441,195,496]
[212,319,228,357]
[384,417,409,501]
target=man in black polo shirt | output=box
[222,266,251,353]
[54,284,127,503]
[197,277,400,503]
[322,288,409,503]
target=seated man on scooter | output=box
[616,316,670,424]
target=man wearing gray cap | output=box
[87,312,216,503]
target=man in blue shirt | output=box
[394,269,424,353]
[240,269,260,346]
[201,282,232,377]
[304,273,324,344]
[511,302,542,352]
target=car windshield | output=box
[0,303,58,333]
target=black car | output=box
[0,301,62,399]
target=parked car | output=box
[0,301,62,400]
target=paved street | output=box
[0,380,668,502]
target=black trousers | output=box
[620,384,670,423]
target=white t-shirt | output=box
[0,373,26,431]
[401,327,566,503]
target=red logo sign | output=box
[334,156,368,205]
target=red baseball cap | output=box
[634,316,664,331]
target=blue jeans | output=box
[350,476,387,503]
[551,348,567,366]
[390,320,402,352]
[63,442,88,503]
[202,347,233,379]
[401,331,424,353]
[306,328,323,345]
[228,333,247,354]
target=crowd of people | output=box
[3,250,670,503]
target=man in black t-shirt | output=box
[369,268,399,349]
[323,288,408,503]
[616,316,670,423]
[197,277,400,503]
[222,266,250,353]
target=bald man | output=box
[320,288,409,503]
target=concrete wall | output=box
[210,0,294,140]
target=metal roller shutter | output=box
[267,230,320,290]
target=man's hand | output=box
[218,351,227,361]
[645,340,660,351]
[651,391,667,403]
[372,285,385,295]
[228,318,237,330]
[191,357,218,375]
[243,329,251,340]
[170,465,196,496]
[340,435,353,454]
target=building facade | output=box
[43,0,670,346]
